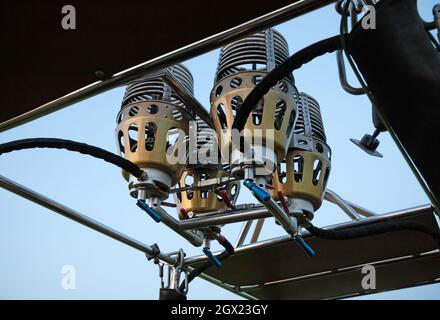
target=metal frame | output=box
[0,0,340,299]
[162,70,212,127]
[1,173,435,300]
[0,171,386,255]
[183,203,439,300]
[0,174,257,299]
[233,188,377,249]
[185,203,435,266]
[2,0,439,299]
[0,174,176,265]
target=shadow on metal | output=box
[187,205,440,299]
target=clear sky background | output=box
[0,1,439,300]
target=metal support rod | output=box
[336,50,366,95]
[179,189,375,230]
[0,172,375,246]
[163,71,213,127]
[235,220,254,248]
[151,205,204,247]
[184,203,435,265]
[243,179,298,236]
[349,1,359,28]
[171,175,240,194]
[250,219,265,243]
[262,197,298,235]
[325,189,363,220]
[326,188,377,217]
[346,200,377,217]
[0,174,176,265]
[180,207,271,230]
[0,0,337,133]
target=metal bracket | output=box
[162,249,189,295]
[265,29,276,72]
[146,243,161,263]
[171,175,240,194]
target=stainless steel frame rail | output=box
[0,173,435,300]
[4,0,436,299]
[1,171,429,260]
[0,0,337,133]
[0,174,176,265]
[0,173,254,299]
[184,203,436,266]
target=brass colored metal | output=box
[210,71,297,176]
[271,93,331,213]
[210,30,297,178]
[116,100,194,194]
[272,149,330,211]
[116,64,196,199]
[176,167,240,218]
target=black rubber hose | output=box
[305,220,440,247]
[0,138,144,179]
[232,35,344,135]
[180,235,234,292]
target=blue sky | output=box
[0,1,439,299]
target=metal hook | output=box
[170,249,189,295]
[336,50,367,96]
[175,266,189,296]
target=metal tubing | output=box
[0,174,176,265]
[163,71,212,127]
[336,50,366,95]
[185,203,435,265]
[0,0,336,133]
[345,200,377,217]
[325,189,363,220]
[179,189,375,230]
[243,179,298,235]
[0,172,378,250]
[152,206,204,247]
[180,207,272,230]
[235,220,254,248]
[250,219,266,243]
[263,197,298,235]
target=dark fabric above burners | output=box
[348,0,440,208]
[0,0,303,124]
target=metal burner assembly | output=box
[1,0,440,301]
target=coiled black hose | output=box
[232,35,344,135]
[305,220,440,247]
[0,138,144,179]
[179,235,234,292]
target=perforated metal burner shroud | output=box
[116,65,196,199]
[210,29,298,177]
[187,206,440,299]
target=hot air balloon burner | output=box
[174,117,240,219]
[175,165,240,220]
[115,65,195,200]
[210,29,298,180]
[272,93,331,218]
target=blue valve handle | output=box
[243,179,271,202]
[202,247,222,268]
[294,235,316,257]
[136,200,162,223]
